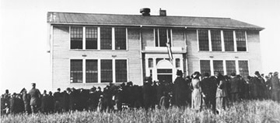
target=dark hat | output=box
[193,71,201,76]
[31,83,36,86]
[231,72,236,76]
[255,71,260,75]
[176,70,183,75]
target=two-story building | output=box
[47,8,264,90]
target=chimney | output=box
[159,8,166,16]
[140,8,151,16]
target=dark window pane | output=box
[100,27,112,49]
[71,27,83,49]
[101,60,112,82]
[236,30,247,51]
[115,27,126,50]
[211,30,222,51]
[224,30,234,51]
[116,60,127,82]
[159,29,167,47]
[239,60,249,77]
[155,29,159,47]
[86,27,98,49]
[70,60,83,83]
[226,60,236,75]
[200,60,211,76]
[86,60,98,83]
[213,60,224,75]
[176,58,180,68]
[198,29,209,51]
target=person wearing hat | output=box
[271,72,279,102]
[173,70,187,107]
[191,71,202,111]
[229,72,240,102]
[28,83,41,113]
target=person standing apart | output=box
[191,72,202,111]
[28,83,41,113]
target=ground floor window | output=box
[70,59,127,83]
[199,60,249,77]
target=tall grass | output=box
[1,100,280,123]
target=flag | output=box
[166,29,173,62]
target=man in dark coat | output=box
[173,70,187,107]
[28,83,41,113]
[53,88,62,112]
[41,90,48,113]
[271,72,280,102]
[201,73,216,111]
[230,73,240,102]
[143,76,153,110]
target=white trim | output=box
[112,59,116,83]
[82,58,86,83]
[235,59,239,75]
[245,31,248,52]
[126,28,128,50]
[153,28,156,47]
[196,29,199,52]
[82,27,86,50]
[170,29,173,46]
[69,26,71,50]
[210,60,214,75]
[112,27,115,50]
[98,59,101,83]
[221,30,225,52]
[208,30,212,51]
[223,60,226,75]
[97,27,100,50]
[233,30,237,52]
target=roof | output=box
[47,12,264,31]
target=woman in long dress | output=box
[216,75,226,113]
[191,72,202,111]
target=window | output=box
[86,27,98,49]
[175,58,180,68]
[148,58,153,68]
[200,60,211,75]
[239,60,249,77]
[101,60,113,82]
[70,60,83,83]
[198,29,209,51]
[236,30,246,51]
[211,30,222,51]
[70,27,83,49]
[115,60,127,82]
[226,60,236,75]
[213,60,224,75]
[86,60,98,83]
[223,30,234,51]
[115,27,126,50]
[100,27,112,49]
[155,29,171,47]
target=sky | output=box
[1,0,280,93]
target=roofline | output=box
[48,23,264,31]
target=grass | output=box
[1,100,280,123]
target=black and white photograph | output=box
[1,0,280,122]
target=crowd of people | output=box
[1,70,280,115]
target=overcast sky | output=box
[1,0,280,93]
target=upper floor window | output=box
[155,29,171,47]
[211,30,222,51]
[70,27,83,49]
[115,27,127,50]
[198,29,209,51]
[86,27,98,49]
[100,27,112,50]
[70,26,127,50]
[223,30,234,51]
[236,30,247,51]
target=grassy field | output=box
[1,100,280,123]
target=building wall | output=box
[186,29,262,76]
[52,25,143,91]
